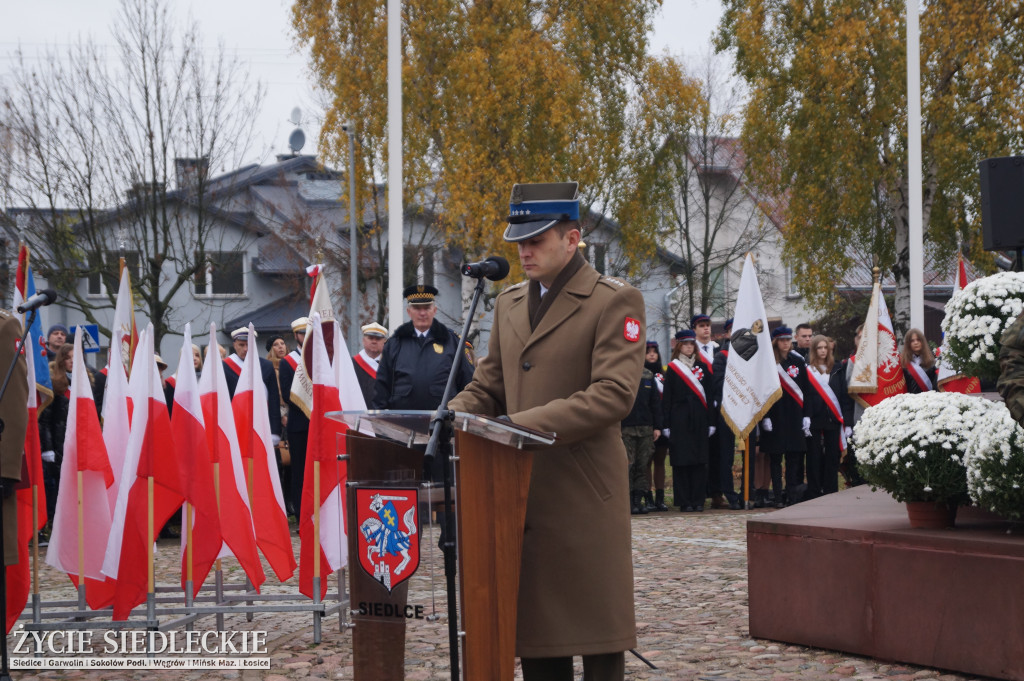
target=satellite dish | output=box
[289,107,303,126]
[288,128,306,154]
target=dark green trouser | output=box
[621,425,654,493]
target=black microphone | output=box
[461,256,510,281]
[16,288,57,314]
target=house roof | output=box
[224,293,311,337]
[836,255,983,294]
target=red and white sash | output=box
[669,359,707,408]
[224,354,243,376]
[283,351,300,371]
[809,366,846,451]
[906,360,933,391]
[354,350,379,380]
[698,344,715,374]
[776,363,804,407]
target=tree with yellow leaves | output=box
[716,0,1024,336]
[291,0,663,310]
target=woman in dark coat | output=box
[901,328,937,393]
[759,327,811,507]
[662,330,712,512]
[804,335,852,497]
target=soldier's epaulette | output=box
[0,308,11,319]
[598,276,626,288]
[505,281,528,292]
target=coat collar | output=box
[507,262,601,350]
[393,318,449,344]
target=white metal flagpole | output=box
[387,0,404,331]
[907,0,924,331]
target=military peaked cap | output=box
[504,181,580,242]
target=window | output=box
[87,251,141,296]
[785,263,801,299]
[195,250,245,296]
[403,245,436,287]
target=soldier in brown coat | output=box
[449,182,645,681]
[0,309,28,566]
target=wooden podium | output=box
[333,411,554,681]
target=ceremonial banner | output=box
[111,266,138,378]
[937,253,980,394]
[291,264,335,418]
[722,254,781,440]
[849,278,906,408]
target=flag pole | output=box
[77,471,86,612]
[147,475,155,610]
[743,437,751,510]
[31,486,40,615]
[185,503,194,610]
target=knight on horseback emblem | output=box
[355,487,420,592]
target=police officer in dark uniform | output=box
[372,284,474,415]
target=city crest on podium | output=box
[356,488,420,592]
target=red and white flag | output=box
[102,326,185,619]
[6,308,46,633]
[102,338,131,511]
[291,265,335,418]
[299,316,349,599]
[110,266,138,381]
[849,278,907,408]
[46,332,117,609]
[172,325,223,595]
[197,324,265,591]
[938,253,981,394]
[233,323,295,581]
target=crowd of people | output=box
[623,317,942,511]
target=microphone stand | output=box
[423,274,488,681]
[0,307,38,681]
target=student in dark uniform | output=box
[901,328,936,393]
[804,334,851,497]
[371,285,474,413]
[277,317,309,518]
[663,330,712,512]
[352,322,388,405]
[710,318,742,509]
[645,341,670,512]
[759,326,811,507]
[222,326,282,442]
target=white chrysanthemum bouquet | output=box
[964,405,1024,522]
[941,271,1024,382]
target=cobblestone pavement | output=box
[8,509,993,680]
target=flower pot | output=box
[905,501,958,529]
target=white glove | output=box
[802,417,811,431]
[662,428,671,439]
[42,450,55,463]
[760,418,772,432]
[708,426,716,436]
[803,426,812,438]
[844,426,853,439]
[271,434,281,447]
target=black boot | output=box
[654,489,669,512]
[638,491,649,514]
[630,491,640,515]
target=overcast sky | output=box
[1,0,726,166]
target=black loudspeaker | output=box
[980,156,1024,251]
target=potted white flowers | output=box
[853,392,990,528]
[964,405,1024,523]
[941,271,1024,383]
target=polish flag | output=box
[46,332,117,610]
[299,316,349,599]
[6,302,45,632]
[938,253,981,394]
[197,324,265,590]
[102,337,132,511]
[102,326,185,620]
[233,323,295,581]
[173,325,223,595]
